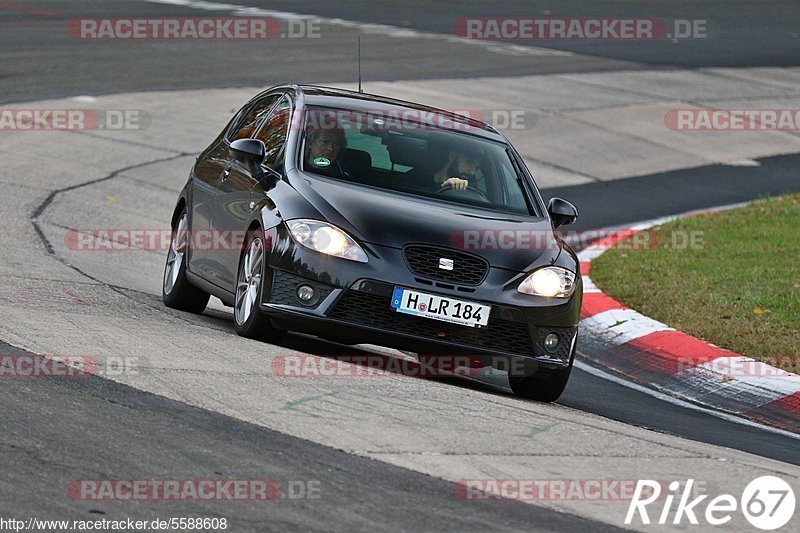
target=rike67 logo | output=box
[626,476,795,530]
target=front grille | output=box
[328,289,534,356]
[402,245,489,286]
[269,270,333,308]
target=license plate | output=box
[390,287,490,328]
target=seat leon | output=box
[163,85,582,401]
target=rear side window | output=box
[254,97,292,169]
[228,94,280,141]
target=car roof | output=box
[258,84,506,142]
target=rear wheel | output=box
[234,230,286,343]
[508,343,575,402]
[163,210,210,314]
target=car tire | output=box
[508,342,575,402]
[233,229,286,343]
[163,209,210,314]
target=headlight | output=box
[518,267,576,297]
[287,219,368,263]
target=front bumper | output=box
[260,225,581,370]
[260,269,580,370]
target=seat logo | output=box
[439,258,454,271]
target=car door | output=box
[188,140,227,277]
[188,95,281,278]
[207,94,292,291]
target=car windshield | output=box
[299,106,535,215]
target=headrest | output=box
[340,148,372,176]
[386,136,428,168]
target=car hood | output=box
[290,174,561,272]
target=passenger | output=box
[304,128,347,176]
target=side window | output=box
[228,94,280,141]
[472,168,488,194]
[497,160,529,213]
[255,97,291,169]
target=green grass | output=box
[591,194,800,362]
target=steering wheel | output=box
[436,184,491,203]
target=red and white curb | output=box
[576,204,800,434]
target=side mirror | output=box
[230,138,281,184]
[230,138,266,167]
[547,197,578,228]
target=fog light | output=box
[544,333,560,353]
[297,284,315,302]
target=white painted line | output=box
[722,159,761,167]
[582,276,600,293]
[576,246,607,262]
[574,359,800,441]
[581,308,673,347]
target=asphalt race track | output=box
[2,1,800,532]
[6,0,800,104]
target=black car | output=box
[163,85,582,401]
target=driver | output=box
[429,138,482,191]
[431,146,481,191]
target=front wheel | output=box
[233,230,286,343]
[163,210,210,314]
[508,343,575,402]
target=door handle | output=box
[221,168,231,181]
